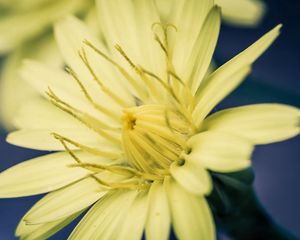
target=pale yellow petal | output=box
[193,25,281,125]
[68,190,138,240]
[202,104,300,144]
[216,0,266,27]
[186,6,221,94]
[193,65,251,126]
[169,0,214,77]
[14,98,81,130]
[170,159,212,195]
[187,131,253,173]
[0,152,92,198]
[116,191,148,240]
[146,181,170,240]
[16,210,83,240]
[24,177,107,224]
[96,0,165,78]
[7,128,117,152]
[166,178,215,240]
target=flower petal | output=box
[216,0,266,26]
[7,128,115,152]
[202,104,300,144]
[193,25,281,125]
[146,181,170,240]
[0,152,93,197]
[14,98,83,130]
[187,131,254,173]
[16,210,83,240]
[116,191,148,240]
[167,0,214,77]
[170,159,212,195]
[68,190,138,239]
[166,178,215,240]
[24,177,107,224]
[96,0,165,78]
[187,6,221,94]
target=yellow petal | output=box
[187,6,221,94]
[193,25,281,125]
[24,177,107,224]
[170,159,212,195]
[216,0,266,27]
[96,0,165,79]
[193,65,251,126]
[187,131,253,173]
[116,191,148,240]
[166,178,215,240]
[146,181,170,240]
[169,0,214,77]
[14,98,80,130]
[0,152,92,198]
[202,104,300,144]
[7,128,116,152]
[16,210,83,240]
[68,190,138,240]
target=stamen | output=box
[135,128,180,159]
[135,120,186,148]
[115,44,163,101]
[79,48,128,107]
[91,175,149,190]
[83,40,148,102]
[122,133,155,174]
[57,137,82,164]
[47,87,121,144]
[129,131,171,169]
[70,162,163,181]
[52,133,120,159]
[65,66,120,121]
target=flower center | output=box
[122,104,191,177]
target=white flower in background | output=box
[0,0,95,130]
[215,0,266,27]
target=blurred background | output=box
[0,0,300,239]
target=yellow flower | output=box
[0,0,299,239]
[215,0,266,26]
[0,0,94,129]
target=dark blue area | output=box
[0,0,299,239]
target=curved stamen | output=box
[65,66,120,121]
[79,48,129,107]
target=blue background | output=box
[0,0,300,239]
